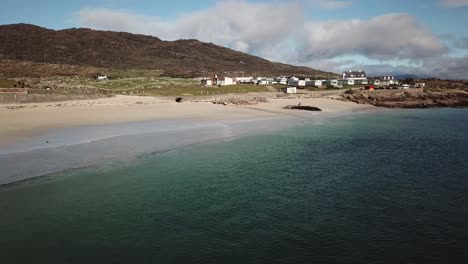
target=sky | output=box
[1,0,468,79]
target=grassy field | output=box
[0,79,17,88]
[25,76,281,97]
[137,84,276,96]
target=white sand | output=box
[0,95,375,147]
[0,95,378,185]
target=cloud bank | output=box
[76,0,467,79]
[439,0,468,8]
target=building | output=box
[278,77,288,85]
[289,79,306,87]
[217,77,235,86]
[368,78,381,86]
[377,76,398,85]
[281,87,297,94]
[342,70,367,80]
[235,77,254,84]
[323,80,339,87]
[201,78,214,86]
[339,79,355,86]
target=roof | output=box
[342,70,367,79]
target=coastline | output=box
[0,95,376,185]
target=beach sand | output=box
[0,95,374,147]
[0,95,376,184]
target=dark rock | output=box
[284,105,322,111]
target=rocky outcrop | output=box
[340,89,468,108]
[283,105,322,111]
[212,97,268,105]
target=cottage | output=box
[368,79,381,86]
[281,87,297,94]
[343,79,355,85]
[217,77,235,86]
[201,78,214,86]
[97,74,108,80]
[342,70,367,80]
[278,77,288,85]
[235,77,254,84]
[323,80,339,87]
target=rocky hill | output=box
[0,23,336,78]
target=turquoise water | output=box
[1,109,468,263]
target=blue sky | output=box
[1,0,468,78]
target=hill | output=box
[0,23,336,78]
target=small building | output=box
[314,80,324,86]
[415,82,426,88]
[342,70,367,80]
[217,77,235,86]
[235,77,254,84]
[201,78,214,86]
[97,74,108,80]
[354,79,368,85]
[278,77,288,85]
[323,80,339,87]
[281,87,297,94]
[368,79,381,86]
[342,79,355,85]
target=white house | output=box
[342,70,367,80]
[289,79,306,87]
[97,75,108,80]
[287,77,299,86]
[201,78,214,86]
[324,80,339,86]
[279,77,288,85]
[217,77,235,86]
[281,87,297,94]
[235,77,254,84]
[369,79,381,85]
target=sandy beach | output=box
[0,95,376,185]
[0,95,375,147]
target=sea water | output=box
[0,109,467,263]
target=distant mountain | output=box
[0,23,336,78]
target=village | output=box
[200,70,427,93]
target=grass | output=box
[0,79,17,88]
[137,84,274,97]
[27,76,279,96]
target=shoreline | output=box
[0,95,377,185]
[0,95,376,147]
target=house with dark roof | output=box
[342,70,367,80]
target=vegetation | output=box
[19,76,279,97]
[0,79,16,88]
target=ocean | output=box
[1,108,467,263]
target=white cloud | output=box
[306,0,353,9]
[77,0,303,55]
[438,0,468,8]
[76,1,463,78]
[300,14,447,61]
